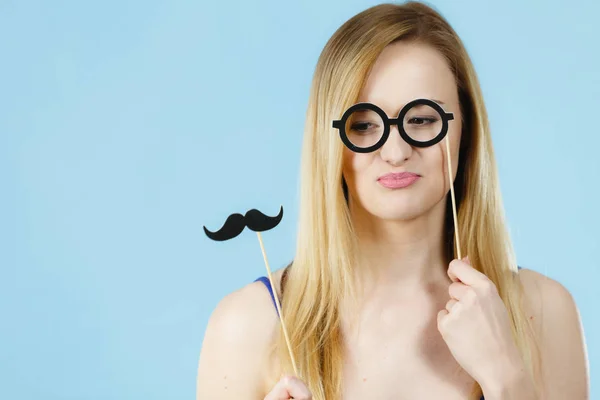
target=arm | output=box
[196,282,279,399]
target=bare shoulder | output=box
[517,268,584,333]
[517,268,571,315]
[517,268,590,399]
[196,270,285,399]
[518,267,571,299]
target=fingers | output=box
[438,298,461,334]
[445,298,458,312]
[264,375,312,400]
[437,308,449,331]
[447,257,486,286]
[448,281,472,301]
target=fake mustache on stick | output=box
[202,205,298,376]
[203,206,284,241]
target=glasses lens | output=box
[344,108,385,149]
[403,104,443,143]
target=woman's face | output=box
[342,40,462,222]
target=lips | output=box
[379,172,419,180]
[377,172,420,189]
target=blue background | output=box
[1,0,598,398]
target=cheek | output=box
[420,128,462,193]
[434,122,462,194]
[342,150,373,186]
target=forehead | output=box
[357,41,458,114]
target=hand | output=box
[264,375,313,400]
[437,257,523,388]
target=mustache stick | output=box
[255,231,299,376]
[444,137,462,260]
[203,207,299,376]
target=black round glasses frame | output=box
[331,98,455,153]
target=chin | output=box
[359,197,429,222]
[372,206,425,221]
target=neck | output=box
[349,197,452,296]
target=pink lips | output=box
[377,172,420,189]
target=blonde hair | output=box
[271,2,542,399]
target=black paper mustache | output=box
[203,206,284,241]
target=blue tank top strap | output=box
[254,276,280,317]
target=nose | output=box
[379,125,412,166]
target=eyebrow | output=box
[432,99,445,105]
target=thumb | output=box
[282,375,312,399]
[265,375,312,400]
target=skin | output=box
[196,41,589,399]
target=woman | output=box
[196,2,589,399]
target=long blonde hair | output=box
[272,2,541,399]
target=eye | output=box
[350,121,379,133]
[407,116,438,125]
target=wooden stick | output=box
[444,136,462,260]
[256,231,299,377]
